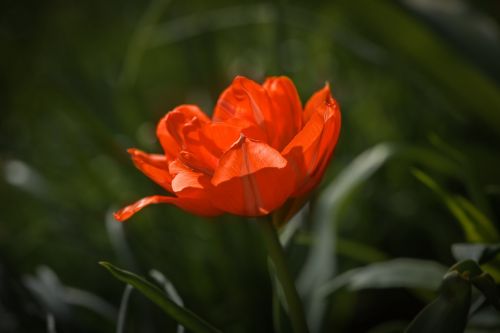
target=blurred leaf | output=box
[452,243,500,265]
[296,234,388,264]
[405,271,471,333]
[456,198,499,241]
[23,266,71,320]
[337,0,500,135]
[268,259,288,333]
[150,269,185,333]
[151,4,276,47]
[297,143,397,332]
[346,258,447,291]
[428,134,492,218]
[336,238,388,264]
[99,262,221,333]
[471,273,500,312]
[319,258,447,297]
[279,204,309,248]
[449,260,484,278]
[63,287,117,322]
[450,260,500,312]
[106,210,137,270]
[46,313,57,333]
[120,0,172,86]
[272,291,285,333]
[467,306,500,331]
[116,285,133,333]
[413,169,499,243]
[24,266,117,322]
[149,269,184,308]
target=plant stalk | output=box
[257,218,309,333]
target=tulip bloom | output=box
[115,76,341,221]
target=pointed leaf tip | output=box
[98,261,112,269]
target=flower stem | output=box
[257,218,309,333]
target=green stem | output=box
[257,218,309,333]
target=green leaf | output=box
[451,243,500,265]
[405,271,471,333]
[428,134,492,218]
[295,235,389,264]
[318,259,447,297]
[346,258,447,291]
[336,238,388,264]
[24,266,117,322]
[297,143,397,332]
[99,262,221,333]
[449,259,484,278]
[269,258,290,333]
[449,260,500,312]
[412,169,499,243]
[471,273,500,312]
[149,269,185,333]
[455,197,499,241]
[116,285,133,333]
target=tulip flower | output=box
[115,76,341,222]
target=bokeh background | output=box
[1,0,500,332]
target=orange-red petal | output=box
[296,101,341,196]
[179,116,219,173]
[200,122,249,154]
[213,76,268,125]
[210,135,294,216]
[282,84,341,196]
[169,159,212,196]
[114,194,222,222]
[213,76,273,142]
[128,148,173,192]
[263,76,303,150]
[156,105,209,159]
[303,82,331,122]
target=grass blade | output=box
[298,143,396,332]
[99,262,221,333]
[116,285,133,333]
[413,169,499,243]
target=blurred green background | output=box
[1,0,500,332]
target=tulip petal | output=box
[114,194,222,222]
[303,82,331,122]
[213,76,272,142]
[296,102,341,196]
[263,76,303,150]
[213,76,269,125]
[179,116,219,173]
[200,122,247,154]
[156,115,178,159]
[169,159,212,196]
[211,135,294,216]
[115,159,223,221]
[156,105,209,159]
[282,84,341,196]
[128,148,173,192]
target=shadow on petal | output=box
[210,167,295,216]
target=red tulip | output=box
[115,76,341,221]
